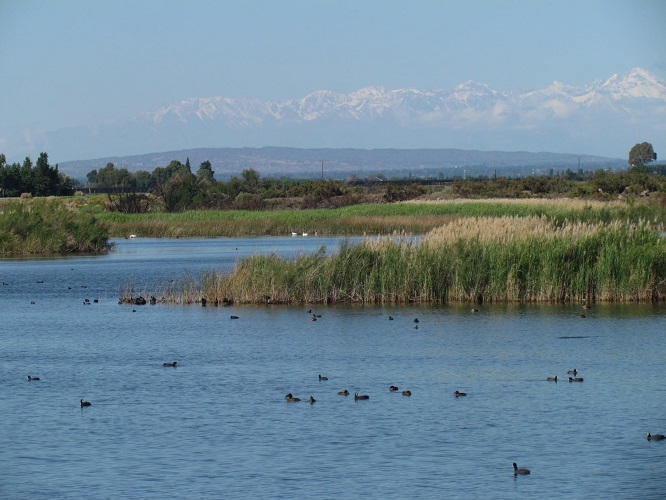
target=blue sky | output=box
[1,0,665,160]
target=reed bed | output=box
[102,198,665,238]
[0,201,111,254]
[139,216,666,305]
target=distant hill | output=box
[59,146,624,181]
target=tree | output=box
[628,142,657,167]
[196,160,215,183]
[240,168,260,193]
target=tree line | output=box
[2,142,662,211]
[0,153,77,197]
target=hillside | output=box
[58,147,624,181]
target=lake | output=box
[1,237,665,499]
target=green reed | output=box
[0,200,111,254]
[146,217,665,305]
[100,198,666,238]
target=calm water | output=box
[1,237,665,499]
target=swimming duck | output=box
[308,396,316,404]
[568,377,584,382]
[162,361,177,367]
[646,432,665,441]
[388,316,394,320]
[354,392,369,400]
[338,390,349,396]
[319,374,328,381]
[80,399,92,407]
[389,385,399,392]
[413,318,419,323]
[546,376,558,382]
[454,391,467,397]
[285,393,301,402]
[402,390,412,396]
[27,375,40,381]
[567,369,578,375]
[513,463,530,475]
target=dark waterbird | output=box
[389,385,399,392]
[568,377,584,382]
[338,390,349,396]
[454,391,467,397]
[513,463,530,475]
[308,396,316,404]
[80,399,92,407]
[402,390,412,396]
[354,392,369,400]
[285,393,301,402]
[319,374,328,381]
[162,361,178,367]
[646,432,665,441]
[27,375,40,381]
[546,376,558,382]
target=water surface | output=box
[1,238,664,499]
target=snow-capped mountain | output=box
[138,67,666,127]
[10,68,665,163]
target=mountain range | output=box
[38,68,666,176]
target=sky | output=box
[1,0,665,162]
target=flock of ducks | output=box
[23,302,664,478]
[283,373,467,406]
[283,375,416,404]
[546,368,584,383]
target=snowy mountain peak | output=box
[601,67,666,99]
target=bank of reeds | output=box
[142,216,665,305]
[101,198,666,238]
[0,201,112,254]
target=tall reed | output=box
[149,216,665,305]
[0,201,111,254]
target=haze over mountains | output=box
[29,68,666,177]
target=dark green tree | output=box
[628,142,657,167]
[196,160,215,183]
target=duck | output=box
[513,463,530,475]
[413,318,419,323]
[568,377,584,382]
[646,432,666,441]
[27,375,40,381]
[546,376,558,382]
[319,374,328,381]
[308,396,316,404]
[162,361,177,367]
[567,369,578,375]
[354,392,369,400]
[402,390,412,396]
[454,391,467,397]
[388,316,394,320]
[285,393,301,402]
[80,399,92,407]
[389,385,399,392]
[338,390,349,396]
[471,308,479,313]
